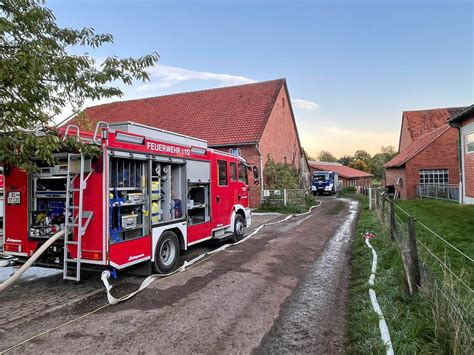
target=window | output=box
[230,162,237,181]
[238,163,248,185]
[467,133,474,153]
[218,160,228,186]
[419,169,449,185]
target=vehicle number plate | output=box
[7,192,21,205]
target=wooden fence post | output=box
[389,200,396,240]
[407,216,422,292]
[368,188,372,210]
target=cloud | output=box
[138,64,257,91]
[292,99,320,112]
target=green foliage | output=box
[338,154,354,166]
[353,149,371,165]
[340,186,357,195]
[349,159,369,172]
[0,0,159,171]
[264,156,300,189]
[316,150,337,162]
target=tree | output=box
[0,0,160,171]
[338,154,353,166]
[317,150,337,162]
[349,159,369,172]
[264,156,299,189]
[353,150,372,165]
[369,145,397,179]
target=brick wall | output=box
[212,87,305,207]
[404,127,459,198]
[259,86,303,171]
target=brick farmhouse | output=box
[448,104,474,204]
[384,107,466,199]
[308,161,373,187]
[72,79,310,206]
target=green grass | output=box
[347,196,438,354]
[396,198,474,288]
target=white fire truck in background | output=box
[2,121,251,281]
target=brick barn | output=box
[308,161,373,187]
[384,107,466,199]
[449,104,474,204]
[73,79,310,207]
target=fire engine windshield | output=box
[313,173,329,181]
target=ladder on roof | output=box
[63,153,94,281]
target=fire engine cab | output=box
[2,121,251,281]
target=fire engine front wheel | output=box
[232,214,245,243]
[153,231,180,274]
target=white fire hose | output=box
[0,230,65,292]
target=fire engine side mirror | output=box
[252,166,259,180]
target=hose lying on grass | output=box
[0,230,65,292]
[364,232,394,355]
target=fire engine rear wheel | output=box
[153,231,180,274]
[232,214,245,243]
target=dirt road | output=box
[1,197,359,354]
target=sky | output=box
[49,0,473,158]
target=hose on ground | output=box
[0,230,65,292]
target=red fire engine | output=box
[2,121,252,280]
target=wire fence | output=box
[417,183,460,202]
[370,188,472,351]
[260,189,307,207]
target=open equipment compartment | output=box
[109,157,149,242]
[151,160,186,225]
[186,159,211,225]
[29,158,70,239]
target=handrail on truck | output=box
[93,121,109,145]
[63,124,81,140]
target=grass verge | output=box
[347,196,438,353]
[396,198,474,288]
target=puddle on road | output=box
[256,199,359,353]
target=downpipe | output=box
[0,230,65,292]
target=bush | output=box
[340,186,357,195]
[264,156,300,189]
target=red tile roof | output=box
[308,162,373,178]
[71,79,286,146]
[384,124,450,168]
[401,107,465,143]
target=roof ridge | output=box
[384,124,451,168]
[84,78,286,110]
[403,106,466,114]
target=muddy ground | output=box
[0,197,359,354]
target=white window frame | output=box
[419,169,449,185]
[466,132,474,154]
